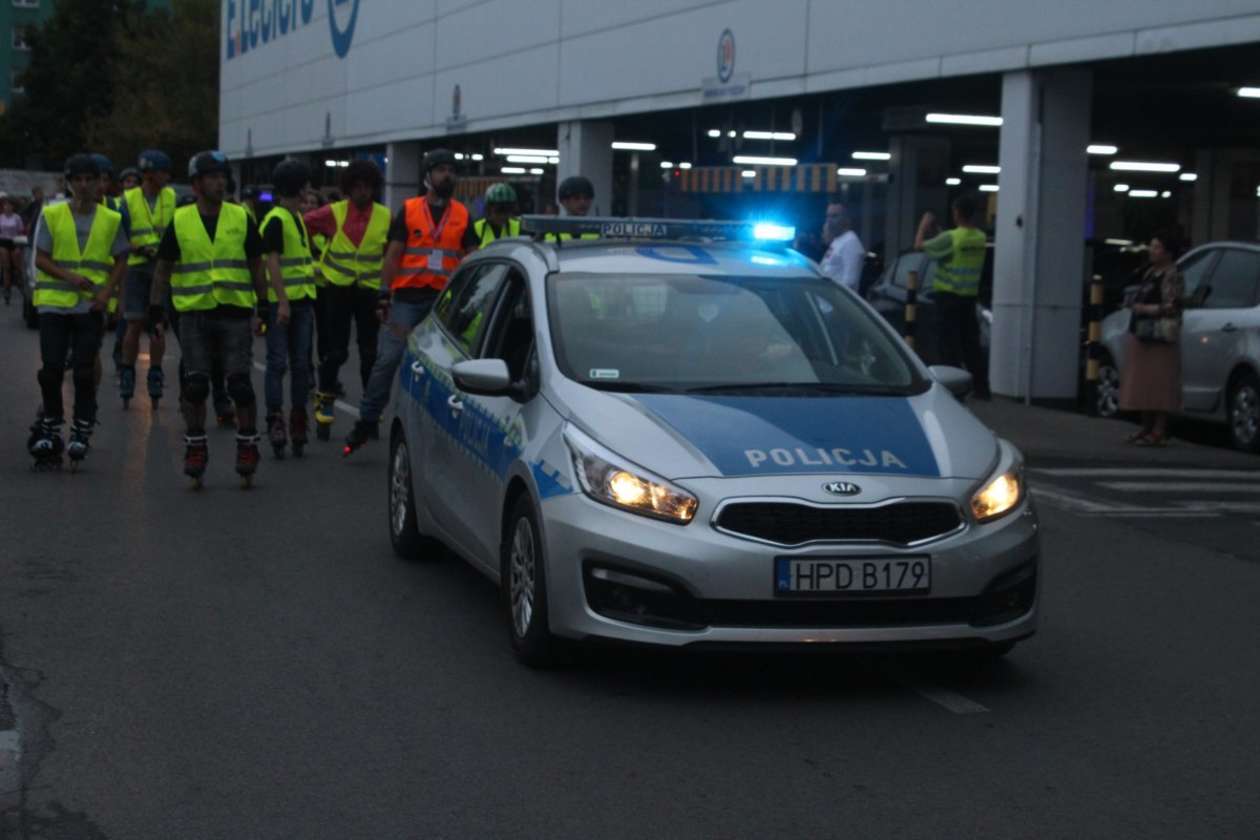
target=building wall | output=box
[220,0,1260,158]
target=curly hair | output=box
[339,160,382,196]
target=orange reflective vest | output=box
[395,197,470,292]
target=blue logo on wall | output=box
[225,0,359,61]
[717,29,735,83]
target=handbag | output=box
[1132,314,1180,344]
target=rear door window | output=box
[1202,249,1260,310]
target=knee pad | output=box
[183,372,211,404]
[227,372,254,405]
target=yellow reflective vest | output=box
[169,203,255,312]
[321,200,390,290]
[260,206,316,304]
[473,217,521,247]
[34,202,122,311]
[930,227,987,297]
[124,185,176,267]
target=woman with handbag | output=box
[1119,230,1185,446]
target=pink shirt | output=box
[304,202,373,247]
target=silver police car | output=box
[388,217,1039,666]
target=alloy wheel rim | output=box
[509,517,536,639]
[1232,386,1260,445]
[391,443,410,536]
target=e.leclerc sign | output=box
[226,0,361,60]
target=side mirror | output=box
[929,365,973,399]
[452,359,512,397]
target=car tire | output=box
[1227,371,1260,454]
[1095,353,1120,419]
[502,495,562,668]
[388,430,439,561]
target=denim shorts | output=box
[123,265,163,319]
[178,311,254,377]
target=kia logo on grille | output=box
[823,481,861,496]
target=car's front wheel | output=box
[388,430,438,561]
[1228,371,1260,453]
[502,495,561,667]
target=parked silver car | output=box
[387,217,1040,666]
[1097,241,1260,451]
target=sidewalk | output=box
[966,397,1259,469]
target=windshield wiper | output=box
[684,382,906,395]
[579,381,682,394]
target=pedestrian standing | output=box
[119,150,177,409]
[545,176,600,242]
[150,151,268,487]
[28,154,128,470]
[343,149,478,455]
[0,196,24,305]
[259,159,317,459]
[819,200,865,293]
[303,160,390,442]
[915,194,991,398]
[1119,230,1185,446]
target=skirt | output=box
[1118,334,1181,412]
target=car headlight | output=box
[563,426,698,524]
[971,467,1024,522]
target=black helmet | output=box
[90,153,114,176]
[340,159,382,194]
[119,167,141,184]
[558,175,595,201]
[422,148,457,175]
[138,149,172,173]
[64,154,99,179]
[271,158,310,197]
[188,150,229,180]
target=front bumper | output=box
[539,485,1039,649]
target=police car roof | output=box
[548,239,821,278]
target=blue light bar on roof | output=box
[520,215,795,244]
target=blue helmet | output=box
[90,153,113,176]
[188,150,229,179]
[64,154,99,179]
[138,149,172,173]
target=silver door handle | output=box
[447,394,464,414]
[1222,323,1238,333]
[410,360,425,375]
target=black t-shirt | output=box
[261,207,307,254]
[387,199,479,251]
[157,206,265,317]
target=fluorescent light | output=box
[471,154,484,161]
[1109,161,1181,173]
[530,168,544,175]
[338,161,349,168]
[743,130,796,141]
[741,170,756,179]
[1129,189,1158,198]
[728,131,737,138]
[324,159,338,168]
[660,161,675,169]
[611,141,656,151]
[979,184,999,192]
[1238,87,1260,98]
[547,157,559,164]
[852,151,891,161]
[962,164,1000,174]
[733,155,797,166]
[1087,144,1118,155]
[501,167,526,174]
[494,147,558,157]
[454,153,465,160]
[1179,172,1198,182]
[946,177,962,186]
[506,155,550,164]
[925,112,1003,127]
[678,162,692,170]
[1113,184,1130,193]
[1161,190,1171,198]
[707,129,722,138]
[836,167,867,177]
[1104,238,1133,246]
[1255,185,1260,198]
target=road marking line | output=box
[887,671,989,715]
[1029,486,1118,512]
[251,361,360,418]
[1099,481,1260,493]
[1033,468,1260,480]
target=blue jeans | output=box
[265,299,314,412]
[358,293,437,424]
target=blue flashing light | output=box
[753,222,795,242]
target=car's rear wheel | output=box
[1228,371,1260,453]
[1095,353,1120,418]
[388,431,438,561]
[502,495,561,667]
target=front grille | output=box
[715,500,963,546]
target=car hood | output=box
[548,379,999,481]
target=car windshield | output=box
[547,271,925,394]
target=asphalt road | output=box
[0,307,1257,839]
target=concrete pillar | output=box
[884,135,949,257]
[991,68,1092,401]
[384,141,422,212]
[557,120,613,216]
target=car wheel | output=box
[1228,372,1260,453]
[502,495,561,667]
[388,430,438,561]
[1095,354,1120,418]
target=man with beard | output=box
[342,148,478,455]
